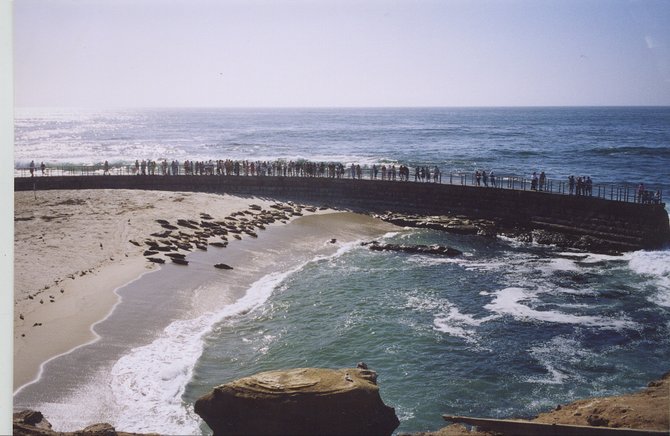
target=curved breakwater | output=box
[15,174,670,253]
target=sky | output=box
[12,0,670,108]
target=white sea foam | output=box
[484,287,636,330]
[627,249,670,307]
[540,258,581,273]
[108,242,362,434]
[525,336,595,385]
[433,306,498,342]
[405,292,495,342]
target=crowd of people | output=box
[567,175,593,196]
[23,158,663,205]
[637,183,663,204]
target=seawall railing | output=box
[14,163,664,206]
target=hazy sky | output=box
[13,0,670,107]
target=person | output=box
[29,160,35,177]
[637,183,645,203]
[531,172,538,191]
[489,170,496,188]
[135,159,140,175]
[475,170,481,186]
[539,171,546,191]
[653,190,661,204]
[103,160,110,175]
[586,176,593,196]
[40,162,46,175]
[482,170,488,187]
[568,175,575,195]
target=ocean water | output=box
[13,107,670,434]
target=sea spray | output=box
[627,249,670,307]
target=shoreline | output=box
[14,189,334,391]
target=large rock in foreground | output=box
[194,367,400,435]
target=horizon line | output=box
[14,104,670,111]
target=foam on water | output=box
[107,242,363,434]
[484,287,637,330]
[525,336,596,385]
[404,292,495,342]
[433,306,498,343]
[540,258,581,274]
[626,249,670,307]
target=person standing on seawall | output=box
[29,160,35,177]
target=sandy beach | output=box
[14,189,382,392]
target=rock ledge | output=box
[195,367,400,435]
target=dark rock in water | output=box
[171,258,189,266]
[367,242,462,257]
[146,257,165,264]
[165,252,186,259]
[214,263,233,270]
[14,410,51,430]
[194,367,399,436]
[329,238,337,244]
[143,250,159,256]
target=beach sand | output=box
[14,189,389,393]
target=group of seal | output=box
[130,202,321,268]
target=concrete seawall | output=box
[15,175,670,252]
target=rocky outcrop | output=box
[417,372,670,436]
[373,213,497,238]
[194,367,400,435]
[373,211,662,254]
[363,241,462,257]
[12,410,157,436]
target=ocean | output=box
[13,107,670,434]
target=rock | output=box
[80,423,117,435]
[146,257,165,264]
[170,258,189,266]
[214,263,233,270]
[14,410,52,429]
[367,242,462,257]
[586,414,610,427]
[195,367,399,436]
[13,410,159,436]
